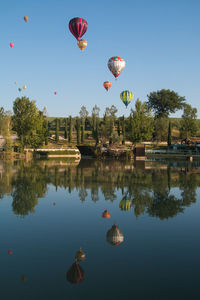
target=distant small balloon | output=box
[8,250,13,255]
[102,210,111,218]
[18,88,22,92]
[10,42,14,48]
[21,275,27,282]
[23,85,27,90]
[24,16,29,22]
[54,92,57,95]
[53,202,56,206]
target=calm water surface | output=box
[0,158,200,300]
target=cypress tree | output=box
[122,116,125,145]
[168,121,172,146]
[76,119,81,145]
[55,118,59,142]
[117,119,121,136]
[68,116,72,143]
[64,118,68,140]
[81,121,85,144]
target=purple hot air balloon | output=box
[69,17,88,41]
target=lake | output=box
[0,158,200,300]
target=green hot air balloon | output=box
[120,90,133,108]
[18,88,22,92]
[119,196,132,211]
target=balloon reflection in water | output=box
[75,248,86,262]
[106,224,124,246]
[21,275,27,282]
[102,210,111,218]
[66,261,85,284]
[119,196,132,211]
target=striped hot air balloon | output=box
[119,196,132,211]
[69,17,88,41]
[106,224,124,246]
[120,90,133,108]
[108,56,125,79]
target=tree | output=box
[64,118,68,140]
[81,120,85,144]
[13,97,43,148]
[44,119,49,145]
[129,99,153,143]
[147,89,185,118]
[79,106,89,121]
[122,116,125,145]
[55,118,59,142]
[76,119,81,145]
[153,117,168,142]
[0,108,12,151]
[168,121,172,146]
[68,116,72,143]
[180,104,197,138]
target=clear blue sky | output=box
[1,0,200,117]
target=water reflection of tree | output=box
[0,159,200,219]
[11,163,48,216]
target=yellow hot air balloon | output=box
[23,85,27,90]
[77,39,87,51]
[24,16,29,22]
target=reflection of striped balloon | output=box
[120,90,133,108]
[108,56,125,78]
[119,196,132,211]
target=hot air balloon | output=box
[10,42,14,48]
[23,85,27,90]
[103,81,112,91]
[21,275,27,282]
[77,39,87,51]
[24,16,29,22]
[8,250,13,255]
[18,88,22,92]
[102,210,111,218]
[120,90,133,108]
[108,56,125,79]
[106,224,124,246]
[69,17,88,41]
[75,248,86,262]
[66,261,85,284]
[54,91,57,95]
[119,196,132,211]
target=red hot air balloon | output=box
[69,17,88,41]
[66,261,85,284]
[54,92,57,95]
[8,250,13,255]
[10,42,14,48]
[102,210,111,218]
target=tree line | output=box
[0,88,198,150]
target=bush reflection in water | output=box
[0,159,200,219]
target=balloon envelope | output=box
[10,42,14,48]
[66,262,85,284]
[108,56,125,78]
[69,17,88,41]
[120,90,133,108]
[77,39,87,51]
[102,210,111,218]
[106,224,124,246]
[23,85,27,90]
[24,16,29,22]
[103,81,112,91]
[75,248,86,262]
[119,196,132,211]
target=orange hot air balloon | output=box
[77,39,87,51]
[24,16,29,22]
[102,210,111,218]
[103,81,112,91]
